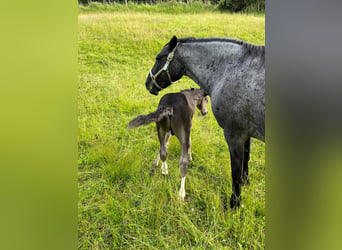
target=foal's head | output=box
[181,88,209,116]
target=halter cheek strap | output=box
[149,43,179,90]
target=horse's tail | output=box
[127,106,173,129]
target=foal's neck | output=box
[181,91,200,113]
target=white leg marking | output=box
[178,176,186,199]
[161,161,168,175]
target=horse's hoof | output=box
[161,169,168,176]
[229,195,241,209]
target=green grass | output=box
[79,2,217,14]
[79,9,265,249]
[79,2,265,15]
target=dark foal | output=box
[128,88,208,199]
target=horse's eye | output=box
[156,53,167,60]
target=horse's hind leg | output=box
[159,128,170,176]
[177,129,190,200]
[161,131,172,175]
[150,126,170,175]
[150,153,160,175]
[188,135,192,162]
[150,131,171,175]
[242,137,251,185]
[224,130,245,209]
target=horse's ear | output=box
[169,36,178,51]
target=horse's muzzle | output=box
[145,77,159,95]
[149,89,159,96]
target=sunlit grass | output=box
[79,9,265,249]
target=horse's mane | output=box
[179,37,265,55]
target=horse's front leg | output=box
[224,130,245,209]
[242,137,251,185]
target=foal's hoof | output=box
[161,162,168,175]
[229,195,241,209]
[150,165,157,176]
[178,191,185,200]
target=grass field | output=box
[78,7,265,249]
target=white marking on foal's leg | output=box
[161,161,168,175]
[178,176,186,199]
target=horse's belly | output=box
[211,94,264,140]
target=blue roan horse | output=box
[145,36,265,209]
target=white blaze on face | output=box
[179,176,186,199]
[161,161,168,175]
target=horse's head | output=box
[146,36,184,95]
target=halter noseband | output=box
[149,43,179,91]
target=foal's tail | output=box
[127,106,173,129]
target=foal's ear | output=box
[169,36,178,51]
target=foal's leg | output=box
[150,131,171,175]
[161,131,171,175]
[150,153,160,175]
[177,129,190,200]
[150,126,169,176]
[224,130,245,209]
[242,137,251,185]
[188,135,192,162]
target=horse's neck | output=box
[178,42,243,94]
